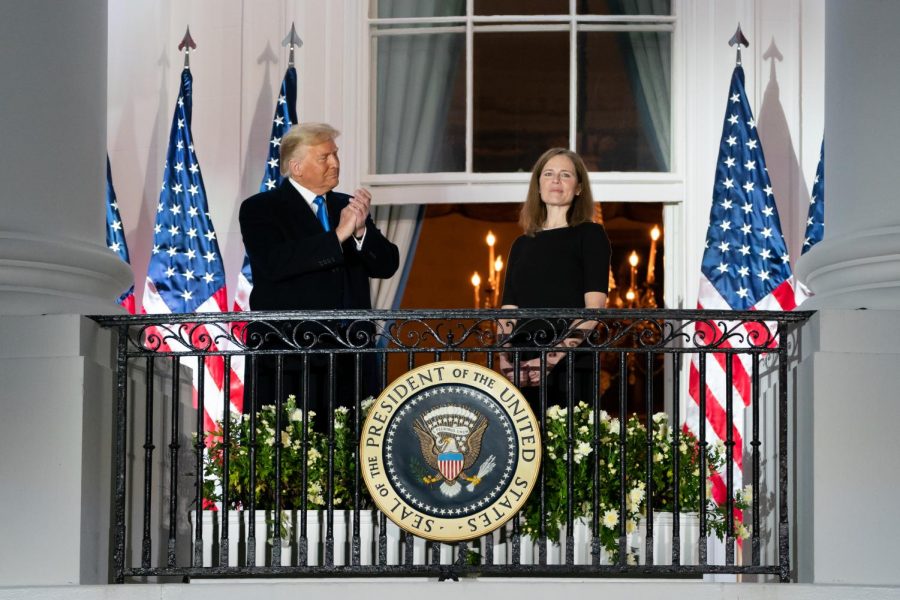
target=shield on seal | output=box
[438,452,464,481]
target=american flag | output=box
[142,67,243,431]
[233,256,253,312]
[686,65,796,508]
[802,140,825,254]
[260,66,297,194]
[233,65,298,312]
[106,156,135,314]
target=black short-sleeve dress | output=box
[500,221,612,408]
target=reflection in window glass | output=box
[375,33,466,173]
[374,0,465,18]
[579,0,671,15]
[475,0,568,15]
[577,31,671,172]
[474,32,568,172]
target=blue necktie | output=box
[313,195,331,232]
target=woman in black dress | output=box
[498,148,612,410]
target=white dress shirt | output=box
[287,178,366,250]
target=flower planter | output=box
[189,508,733,568]
[189,508,322,567]
[635,511,701,565]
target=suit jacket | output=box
[239,180,400,311]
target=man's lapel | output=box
[325,191,343,233]
[278,179,318,233]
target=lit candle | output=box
[648,225,660,284]
[629,250,639,294]
[471,272,481,308]
[486,231,496,288]
[493,256,503,306]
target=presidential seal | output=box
[360,361,541,543]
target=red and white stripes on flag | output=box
[686,278,796,506]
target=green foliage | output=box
[520,405,751,560]
[202,395,373,510]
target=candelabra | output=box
[470,231,504,308]
[609,224,661,309]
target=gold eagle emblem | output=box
[413,404,496,497]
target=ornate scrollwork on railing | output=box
[95,309,811,357]
[685,318,780,350]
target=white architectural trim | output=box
[0,232,134,315]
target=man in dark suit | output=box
[239,122,399,424]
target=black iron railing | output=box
[90,309,811,583]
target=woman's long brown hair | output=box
[519,148,595,236]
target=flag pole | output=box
[728,24,749,66]
[178,26,197,69]
[283,22,303,68]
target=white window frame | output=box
[354,0,687,310]
[357,1,684,202]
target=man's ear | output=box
[288,157,302,179]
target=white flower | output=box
[281,431,291,447]
[609,418,620,432]
[602,508,619,530]
[742,485,753,504]
[736,522,750,540]
[573,441,591,463]
[360,396,375,413]
[628,486,646,508]
[335,406,349,415]
[626,519,636,534]
[578,425,589,435]
[652,412,667,424]
[265,434,275,447]
[290,409,303,422]
[627,552,637,565]
[599,410,610,422]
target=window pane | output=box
[578,0,671,15]
[475,0,568,15]
[577,30,671,172]
[373,0,465,18]
[375,32,466,173]
[474,32,568,172]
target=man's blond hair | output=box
[280,122,341,177]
